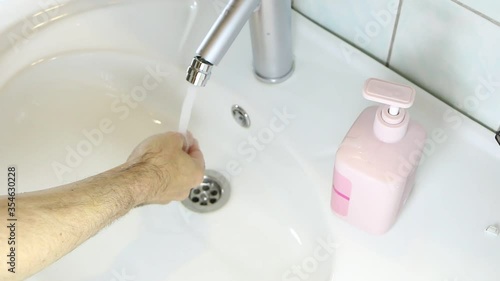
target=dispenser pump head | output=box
[363,78,415,114]
[363,78,416,143]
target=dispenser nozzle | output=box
[388,106,400,116]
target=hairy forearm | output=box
[0,131,204,281]
[0,163,149,281]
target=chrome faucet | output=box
[186,0,294,87]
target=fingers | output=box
[182,131,195,152]
[188,139,205,166]
[163,130,205,170]
[167,131,195,152]
[162,131,187,150]
[186,138,205,185]
[187,137,200,154]
[165,130,205,179]
[127,130,207,205]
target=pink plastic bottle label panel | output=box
[331,169,352,216]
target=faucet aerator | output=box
[186,56,213,87]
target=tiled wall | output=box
[294,0,500,131]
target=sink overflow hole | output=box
[232,105,251,128]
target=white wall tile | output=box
[390,0,500,130]
[293,0,400,63]
[457,0,500,23]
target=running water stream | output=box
[178,85,198,147]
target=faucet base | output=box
[253,62,295,84]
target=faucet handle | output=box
[363,78,415,113]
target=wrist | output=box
[117,161,168,207]
[108,163,144,208]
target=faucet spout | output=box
[186,0,294,87]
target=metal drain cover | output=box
[182,170,231,213]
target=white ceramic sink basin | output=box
[1,0,499,281]
[0,1,333,281]
[0,52,333,281]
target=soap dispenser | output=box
[331,78,427,234]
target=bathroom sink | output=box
[0,1,333,280]
[1,0,500,281]
[0,52,334,281]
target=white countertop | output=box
[214,11,500,281]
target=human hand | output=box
[125,131,205,205]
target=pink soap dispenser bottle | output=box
[331,78,427,234]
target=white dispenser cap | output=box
[364,78,415,113]
[363,78,416,143]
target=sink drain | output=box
[182,170,231,213]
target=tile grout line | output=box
[386,0,496,134]
[386,0,404,67]
[295,3,497,135]
[450,0,500,26]
[388,73,497,133]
